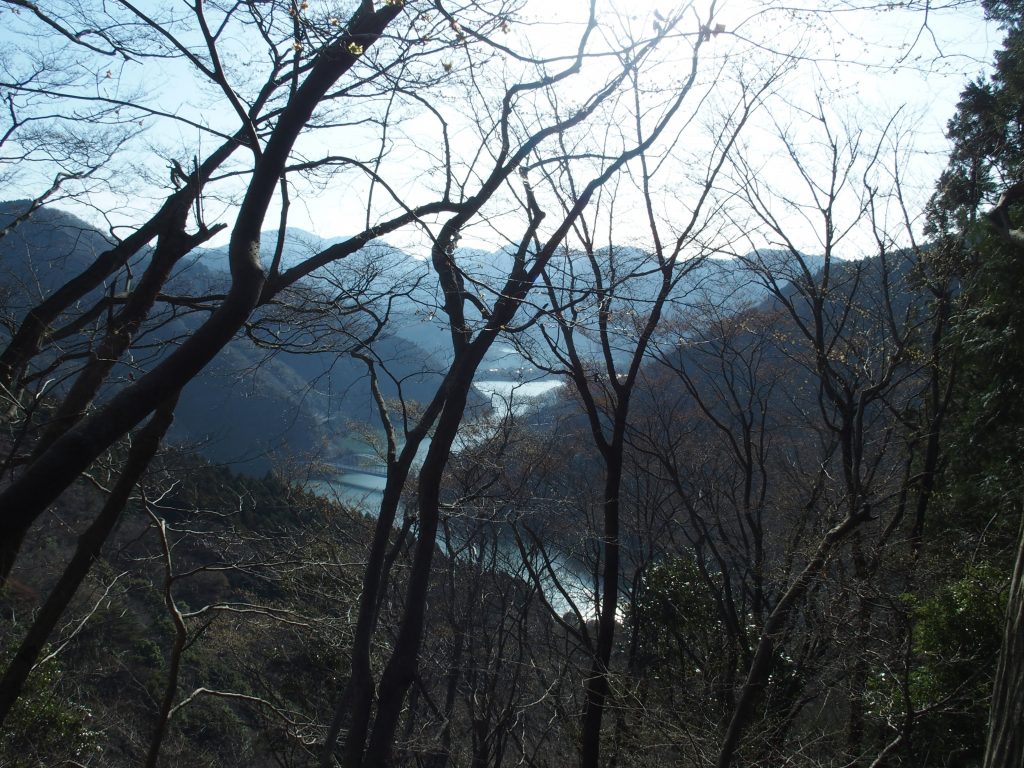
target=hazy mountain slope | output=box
[0,203,445,473]
[0,202,827,473]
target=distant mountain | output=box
[0,202,828,473]
[192,227,348,273]
[0,201,122,313]
[194,236,806,375]
[0,203,445,474]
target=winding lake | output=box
[308,377,564,510]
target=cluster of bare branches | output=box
[0,0,1007,766]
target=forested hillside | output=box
[1,0,1022,767]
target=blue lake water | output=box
[303,376,593,615]
[309,377,564,511]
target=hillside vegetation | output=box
[1,1,1022,767]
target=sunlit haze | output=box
[1,0,997,258]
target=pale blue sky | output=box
[0,0,997,258]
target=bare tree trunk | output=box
[360,382,473,766]
[717,510,868,768]
[321,357,446,768]
[0,395,177,728]
[983,510,1024,768]
[0,0,404,584]
[333,155,551,766]
[580,450,623,768]
[327,423,441,768]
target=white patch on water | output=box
[472,379,563,417]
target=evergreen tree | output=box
[929,3,1024,764]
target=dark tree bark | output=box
[578,441,624,768]
[0,0,406,584]
[0,137,241,395]
[983,513,1024,768]
[342,191,547,767]
[0,393,178,729]
[362,363,482,768]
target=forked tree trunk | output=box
[0,140,239,396]
[0,0,405,585]
[360,373,478,767]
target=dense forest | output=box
[0,0,1022,766]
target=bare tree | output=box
[517,52,782,763]
[710,102,949,767]
[0,0,466,577]
[0,2,984,765]
[0,2,764,766]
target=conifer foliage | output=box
[929,2,1024,765]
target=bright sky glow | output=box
[0,0,998,259]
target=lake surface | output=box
[304,375,593,614]
[472,379,564,416]
[310,377,564,511]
